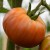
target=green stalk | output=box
[41,0,50,11]
[6,39,15,50]
[7,0,22,50]
[44,4,50,11]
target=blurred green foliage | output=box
[0,8,9,13]
[0,0,3,8]
[0,33,3,50]
[0,0,9,13]
[47,20,50,32]
[32,46,39,50]
[23,46,39,50]
[6,39,15,50]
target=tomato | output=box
[39,34,50,50]
[3,8,46,48]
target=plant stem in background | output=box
[28,0,50,20]
[46,20,50,32]
[6,39,15,50]
[8,0,22,8]
[0,0,3,8]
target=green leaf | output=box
[0,0,3,8]
[8,0,22,8]
[0,8,9,13]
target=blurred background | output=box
[0,0,50,50]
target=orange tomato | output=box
[3,8,46,48]
[39,34,50,50]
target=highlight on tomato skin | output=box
[39,34,50,50]
[3,7,46,48]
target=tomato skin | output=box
[3,8,46,48]
[39,34,50,50]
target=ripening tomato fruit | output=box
[39,34,50,50]
[3,8,46,48]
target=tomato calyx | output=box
[27,0,50,20]
[27,2,42,20]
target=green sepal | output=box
[27,2,31,15]
[31,11,44,20]
[28,2,41,17]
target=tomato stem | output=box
[41,0,50,11]
[6,39,15,50]
[28,0,50,20]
